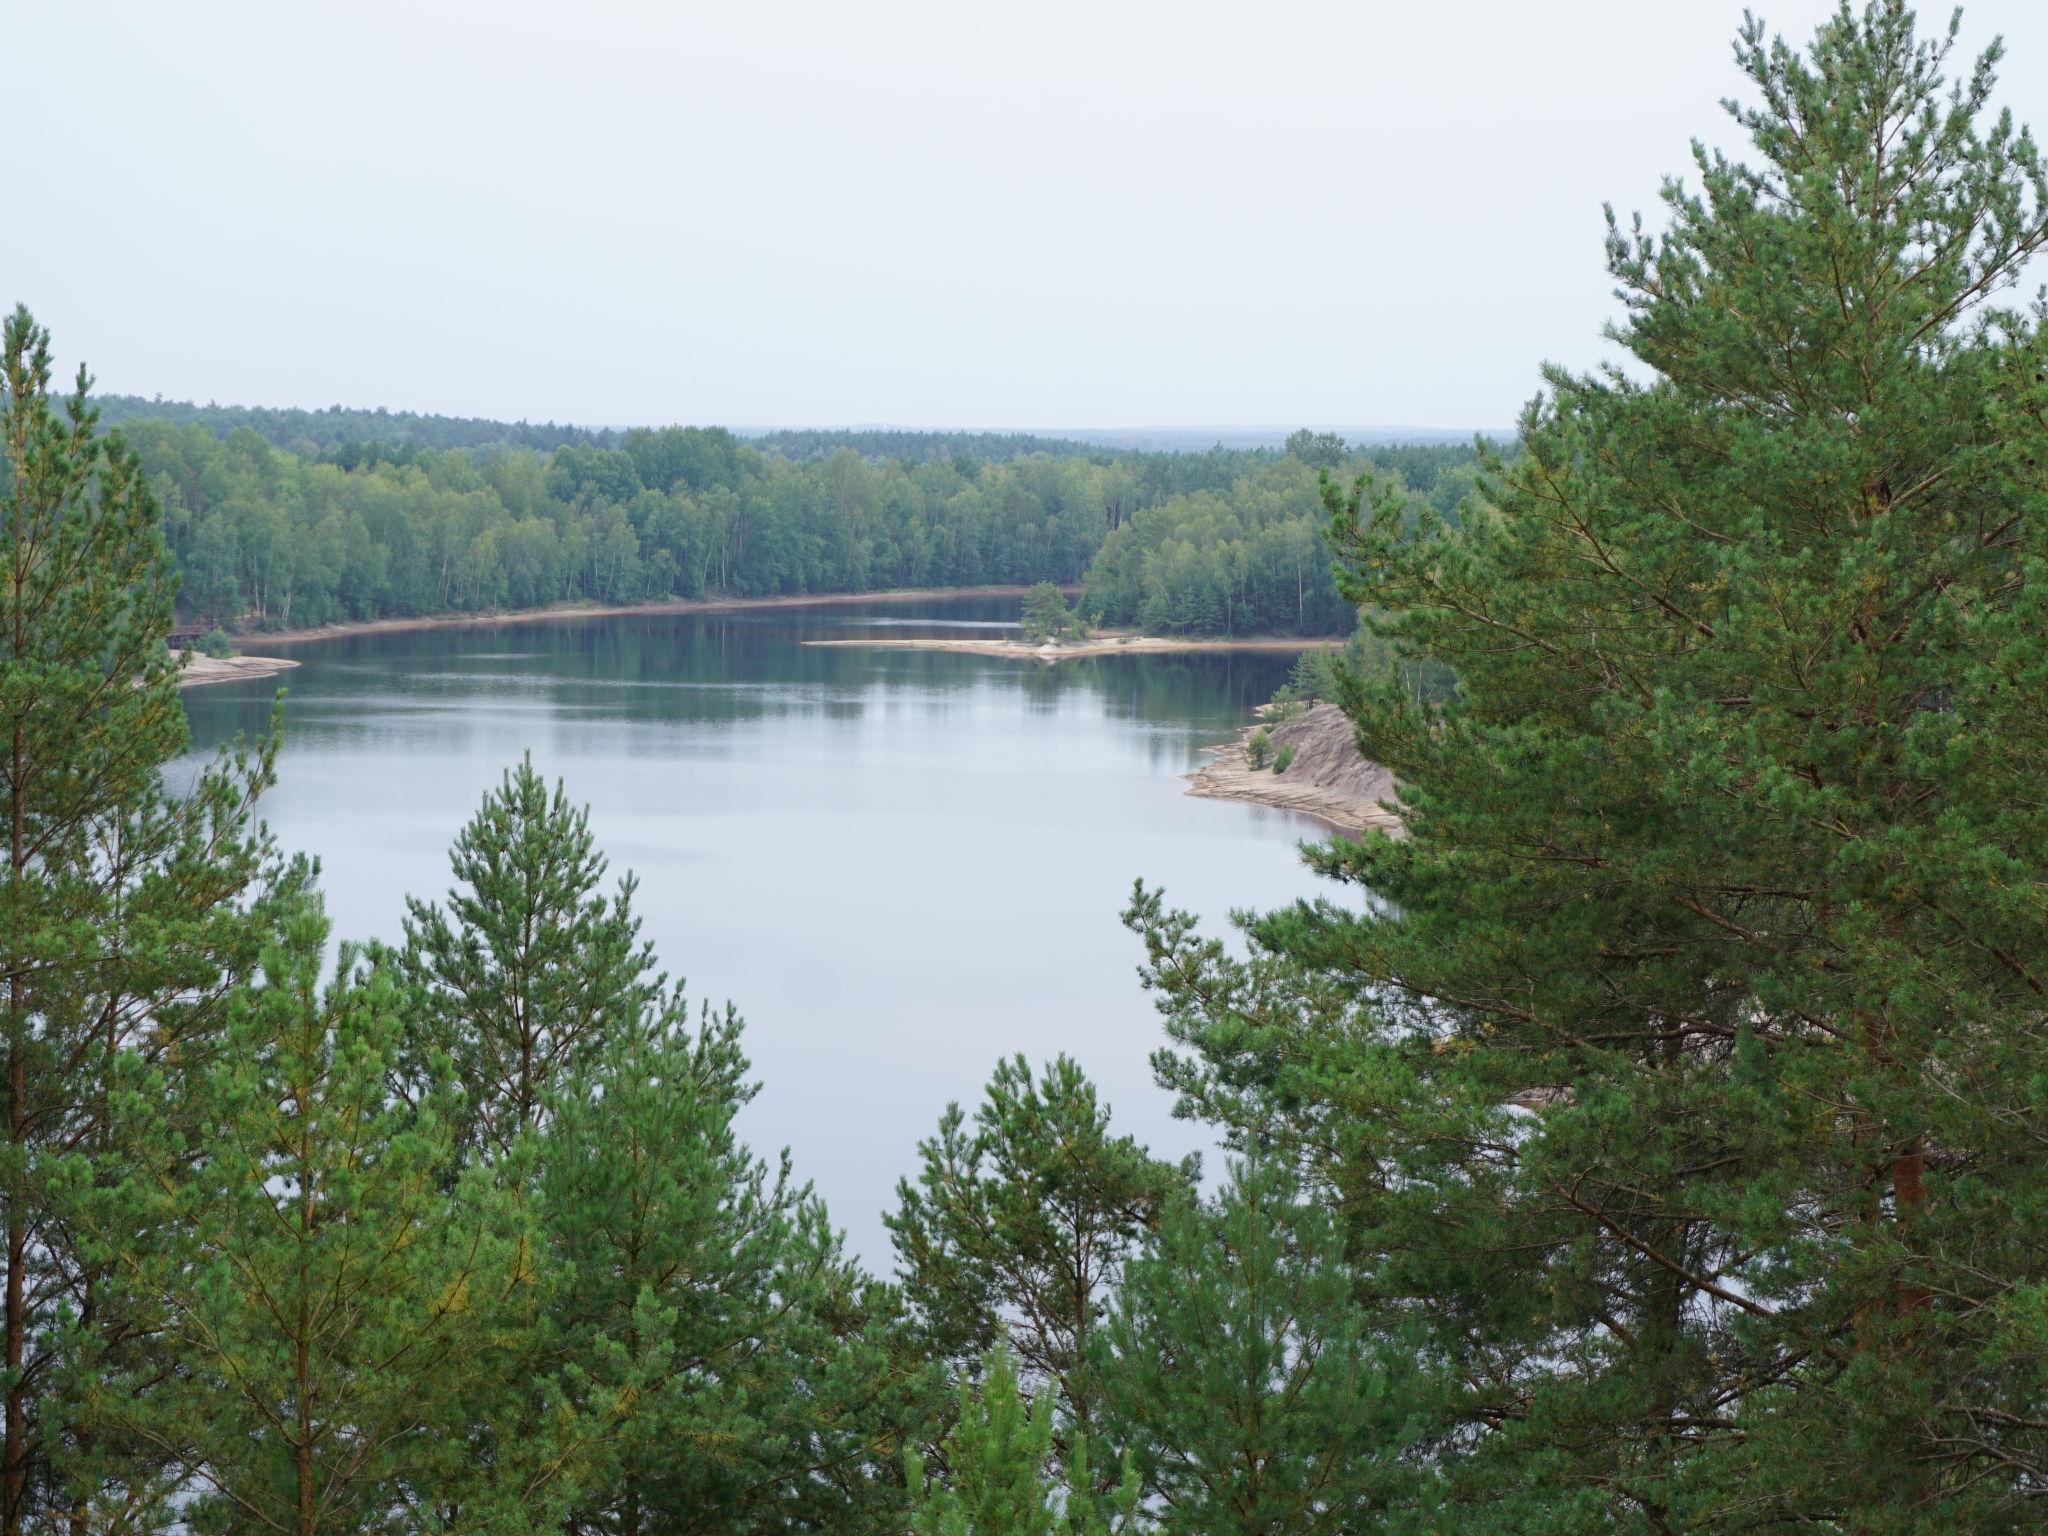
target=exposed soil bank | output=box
[803,633,1343,662]
[176,654,301,689]
[1185,701,1401,836]
[227,586,1075,648]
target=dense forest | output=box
[93,396,1498,468]
[8,4,2048,1533]
[1076,439,1483,636]
[121,411,1475,636]
[93,393,611,456]
[743,427,1106,463]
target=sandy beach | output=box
[176,654,301,689]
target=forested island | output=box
[8,3,2048,1533]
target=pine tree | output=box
[907,1348,1141,1536]
[1095,1157,1430,1535]
[0,306,282,1534]
[539,1004,843,1532]
[393,754,660,1159]
[89,898,517,1536]
[1133,3,2048,1526]
[1020,582,1080,643]
[889,1056,1193,1454]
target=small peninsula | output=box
[176,653,300,689]
[1185,700,1401,836]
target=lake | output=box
[178,596,1334,1263]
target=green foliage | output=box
[123,420,1239,630]
[540,1007,932,1531]
[1273,622,1450,714]
[1019,581,1083,642]
[196,625,233,658]
[390,755,661,1158]
[1270,742,1294,775]
[755,428,1108,464]
[889,1056,1194,1445]
[907,1349,1140,1536]
[1135,3,2048,1527]
[26,3,2048,1528]
[93,901,516,1536]
[1081,458,1355,637]
[1245,727,1272,769]
[1273,647,1332,706]
[91,393,604,455]
[1079,444,1473,638]
[1282,428,1348,472]
[0,306,284,1535]
[1096,1158,1432,1534]
[109,402,1482,635]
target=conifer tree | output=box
[890,1056,1193,1451]
[539,1004,848,1532]
[1134,3,2048,1526]
[907,1348,1141,1536]
[0,306,281,1534]
[1095,1157,1430,1535]
[393,755,659,1158]
[1019,582,1081,642]
[90,899,516,1536]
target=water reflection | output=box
[180,598,1328,1264]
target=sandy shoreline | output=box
[176,654,301,689]
[1184,703,1402,836]
[227,586,1074,648]
[803,633,1343,662]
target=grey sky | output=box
[7,0,2044,430]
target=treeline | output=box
[1082,456,1368,636]
[1075,431,1484,637]
[93,392,607,455]
[129,422,1131,627]
[121,408,1478,634]
[95,400,1113,464]
[95,394,1501,472]
[743,426,1106,462]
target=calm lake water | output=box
[179,596,1333,1263]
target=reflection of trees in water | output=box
[1078,653,1293,723]
[181,603,1298,752]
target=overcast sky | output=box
[6,0,2044,430]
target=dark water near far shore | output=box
[179,596,1336,1263]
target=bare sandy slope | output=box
[1185,700,1402,836]
[803,633,1343,662]
[230,586,1074,648]
[176,654,301,689]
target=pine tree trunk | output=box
[4,707,27,1536]
[3,1037,23,1536]
[298,1078,316,1536]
